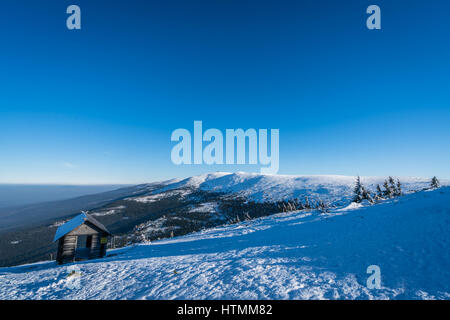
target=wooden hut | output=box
[53,212,111,264]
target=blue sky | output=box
[0,0,449,184]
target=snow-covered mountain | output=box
[102,172,438,247]
[134,172,435,205]
[1,186,448,299]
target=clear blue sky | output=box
[0,0,449,184]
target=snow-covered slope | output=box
[1,187,448,300]
[136,172,436,205]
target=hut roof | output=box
[53,212,111,242]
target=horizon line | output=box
[0,172,447,186]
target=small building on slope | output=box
[53,212,111,264]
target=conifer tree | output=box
[376,184,383,198]
[317,200,328,212]
[431,176,440,189]
[396,179,402,196]
[293,198,300,210]
[361,186,374,203]
[353,176,363,203]
[304,196,311,209]
[383,179,393,198]
[388,176,396,191]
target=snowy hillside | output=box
[0,172,445,269]
[1,186,448,300]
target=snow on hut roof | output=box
[53,212,111,242]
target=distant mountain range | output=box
[0,184,128,209]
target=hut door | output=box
[86,235,93,248]
[75,235,91,260]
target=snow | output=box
[53,213,89,242]
[90,206,126,217]
[49,220,67,228]
[1,187,448,300]
[189,202,218,213]
[53,212,110,242]
[144,172,440,206]
[337,202,363,211]
[161,172,231,191]
[129,189,192,203]
[133,216,180,237]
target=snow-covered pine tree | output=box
[296,199,305,210]
[431,176,440,189]
[396,179,402,196]
[302,196,310,209]
[317,200,328,212]
[293,198,300,210]
[383,179,393,198]
[288,200,296,212]
[276,201,283,212]
[361,186,374,203]
[376,184,383,198]
[353,176,363,203]
[285,201,290,212]
[388,176,396,191]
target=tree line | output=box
[353,175,441,204]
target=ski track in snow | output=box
[0,187,449,300]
